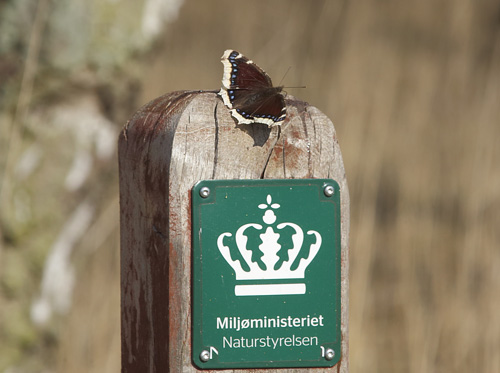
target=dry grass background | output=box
[1,0,499,372]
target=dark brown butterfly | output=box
[218,50,286,127]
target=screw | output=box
[325,348,335,361]
[199,187,210,198]
[324,185,335,197]
[199,350,210,362]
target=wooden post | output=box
[118,90,349,372]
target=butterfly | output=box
[218,50,286,127]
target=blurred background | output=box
[1,0,499,372]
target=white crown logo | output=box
[217,194,322,296]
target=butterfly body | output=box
[218,50,286,127]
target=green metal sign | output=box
[192,179,341,369]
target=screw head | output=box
[199,187,210,198]
[324,185,335,197]
[325,348,335,361]
[199,350,210,362]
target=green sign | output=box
[192,179,341,369]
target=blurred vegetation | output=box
[1,0,499,372]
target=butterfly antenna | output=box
[278,66,292,86]
[278,66,306,89]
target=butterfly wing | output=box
[220,50,272,91]
[232,89,286,126]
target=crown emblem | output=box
[217,194,322,296]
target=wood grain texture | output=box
[119,91,349,372]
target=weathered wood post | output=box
[119,90,349,372]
